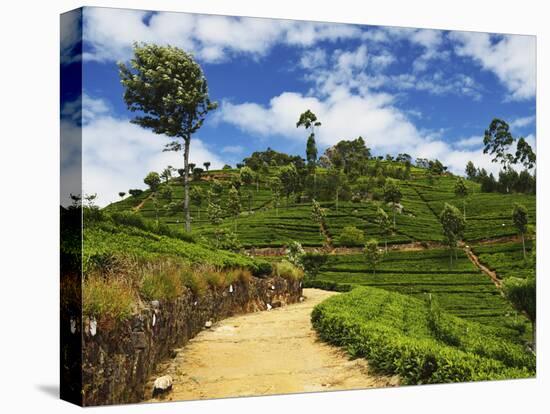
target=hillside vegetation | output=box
[311,287,535,384]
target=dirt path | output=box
[464,246,502,287]
[132,193,153,212]
[146,288,395,402]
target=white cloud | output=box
[61,9,82,65]
[72,95,226,207]
[83,7,361,63]
[450,32,536,100]
[454,136,483,148]
[299,49,327,69]
[221,145,245,154]
[510,115,536,129]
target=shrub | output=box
[301,253,328,280]
[251,260,273,278]
[179,267,207,297]
[274,260,304,281]
[140,267,183,301]
[83,274,135,322]
[311,287,535,385]
[338,226,365,246]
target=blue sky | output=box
[61,7,536,206]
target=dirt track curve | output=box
[146,288,396,402]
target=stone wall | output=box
[81,276,302,406]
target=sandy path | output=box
[147,288,395,402]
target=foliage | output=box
[338,226,365,246]
[273,260,304,281]
[83,275,135,322]
[213,228,241,251]
[502,276,536,327]
[119,43,217,232]
[301,253,328,280]
[439,203,465,264]
[286,240,305,267]
[311,287,535,385]
[144,172,161,192]
[364,238,383,275]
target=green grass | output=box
[312,287,535,384]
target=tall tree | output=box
[439,203,466,266]
[203,161,211,172]
[515,137,536,170]
[483,119,515,170]
[227,185,241,232]
[465,161,477,180]
[297,109,321,198]
[512,203,529,259]
[297,109,321,168]
[190,187,204,219]
[119,43,217,232]
[454,177,469,220]
[327,167,346,212]
[270,177,282,217]
[278,164,299,206]
[502,274,536,350]
[118,192,126,199]
[383,179,402,227]
[376,207,392,253]
[364,239,383,275]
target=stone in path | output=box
[147,288,395,402]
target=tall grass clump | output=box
[83,274,135,322]
[139,265,184,301]
[274,260,304,281]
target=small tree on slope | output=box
[439,203,466,266]
[364,239,383,275]
[454,177,469,220]
[512,203,529,259]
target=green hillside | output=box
[106,165,535,248]
[311,287,534,384]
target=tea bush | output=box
[311,287,534,384]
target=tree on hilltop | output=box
[119,43,217,232]
[454,177,469,220]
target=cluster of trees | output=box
[464,119,536,195]
[465,162,536,195]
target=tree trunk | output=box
[183,137,191,232]
[522,233,526,259]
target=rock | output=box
[266,303,273,311]
[131,332,148,350]
[271,301,282,308]
[270,285,276,290]
[89,317,97,337]
[389,375,400,386]
[152,375,173,397]
[152,313,157,327]
[70,317,77,334]
[205,320,213,328]
[229,284,234,293]
[299,296,305,302]
[151,300,160,309]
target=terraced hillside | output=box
[106,165,535,248]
